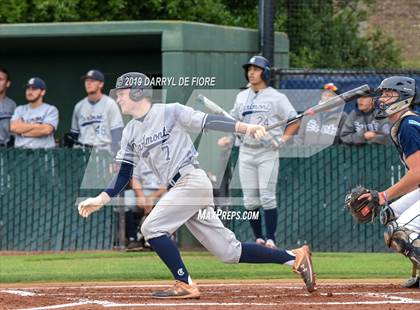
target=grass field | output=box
[0,251,412,283]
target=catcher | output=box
[345,76,420,287]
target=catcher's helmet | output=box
[114,72,152,102]
[243,55,271,82]
[374,76,416,119]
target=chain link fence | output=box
[229,144,403,252]
[0,144,404,252]
[0,148,116,251]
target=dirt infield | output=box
[1,280,420,309]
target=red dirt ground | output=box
[1,279,420,309]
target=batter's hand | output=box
[245,124,266,140]
[78,192,111,218]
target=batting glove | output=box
[78,192,111,218]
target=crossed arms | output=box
[10,119,54,137]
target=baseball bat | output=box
[196,94,235,120]
[266,84,372,131]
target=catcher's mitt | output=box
[344,185,381,224]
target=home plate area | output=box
[2,281,420,310]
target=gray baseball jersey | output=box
[116,103,205,185]
[71,95,124,148]
[133,160,163,190]
[11,103,59,149]
[230,87,297,146]
[230,86,296,217]
[0,96,16,144]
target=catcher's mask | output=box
[373,76,416,119]
[110,72,153,102]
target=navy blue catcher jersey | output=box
[395,114,420,168]
[398,115,420,157]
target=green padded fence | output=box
[230,144,404,252]
[0,148,115,251]
[0,145,403,252]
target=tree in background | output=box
[0,0,401,68]
[283,0,401,68]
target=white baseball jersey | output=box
[71,95,123,148]
[116,103,206,185]
[11,103,58,149]
[230,87,297,145]
[133,160,163,190]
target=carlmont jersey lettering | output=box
[11,103,58,149]
[116,103,206,184]
[71,95,123,147]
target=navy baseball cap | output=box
[82,69,104,82]
[26,77,46,90]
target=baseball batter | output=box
[78,72,316,299]
[218,56,299,248]
[71,69,124,153]
[346,76,420,287]
[10,77,58,149]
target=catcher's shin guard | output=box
[384,221,420,268]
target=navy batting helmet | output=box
[374,76,416,119]
[243,55,271,82]
[114,72,152,102]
